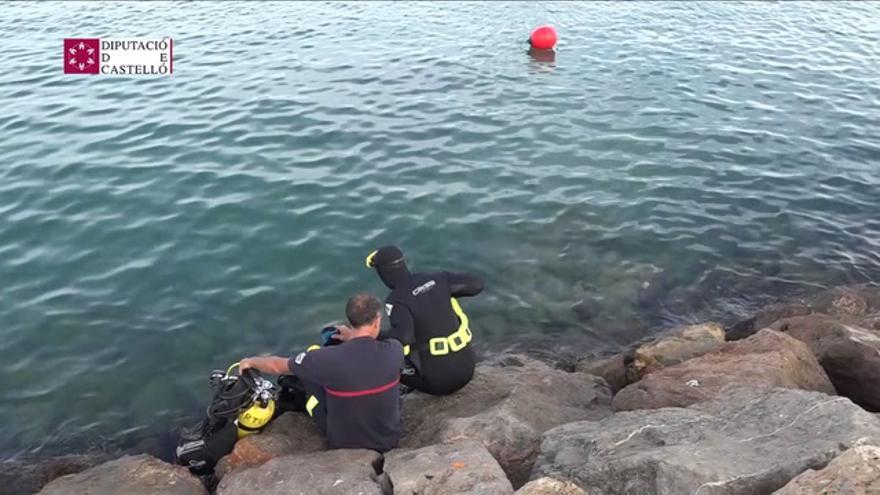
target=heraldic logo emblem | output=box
[64,38,100,74]
[62,38,172,76]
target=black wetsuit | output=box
[385,271,483,395]
[287,337,403,452]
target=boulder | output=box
[727,285,880,341]
[727,303,812,341]
[806,286,879,316]
[38,454,207,495]
[516,477,588,495]
[574,353,628,394]
[612,329,835,411]
[535,387,880,495]
[215,412,326,478]
[402,354,613,487]
[384,440,513,494]
[774,444,880,494]
[216,449,383,495]
[772,313,880,412]
[0,453,111,495]
[626,322,725,382]
[574,323,725,394]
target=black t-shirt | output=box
[288,337,404,452]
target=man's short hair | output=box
[346,293,382,328]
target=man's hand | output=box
[331,324,355,342]
[236,356,290,376]
[239,357,255,371]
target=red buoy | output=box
[530,25,557,50]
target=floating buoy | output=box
[529,25,557,50]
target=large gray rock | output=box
[216,449,383,495]
[215,412,326,478]
[515,477,588,495]
[402,354,612,487]
[774,444,880,494]
[772,313,880,412]
[38,454,207,495]
[535,387,880,495]
[0,453,111,495]
[385,440,513,494]
[626,322,725,382]
[612,329,835,411]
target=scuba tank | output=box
[235,370,276,438]
[175,363,278,474]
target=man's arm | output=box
[239,356,291,375]
[446,271,484,298]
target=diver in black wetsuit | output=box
[366,245,484,396]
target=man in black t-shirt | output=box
[240,293,404,452]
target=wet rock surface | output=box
[384,440,513,494]
[38,454,207,495]
[535,388,880,495]
[612,329,835,411]
[401,354,613,487]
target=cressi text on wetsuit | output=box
[368,246,484,396]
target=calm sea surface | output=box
[1,1,879,457]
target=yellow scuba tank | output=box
[176,362,280,474]
[236,397,275,438]
[220,362,279,438]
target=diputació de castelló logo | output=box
[63,38,173,76]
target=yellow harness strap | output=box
[303,344,324,416]
[427,298,473,356]
[305,396,319,417]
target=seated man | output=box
[239,293,403,453]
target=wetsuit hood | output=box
[370,245,410,289]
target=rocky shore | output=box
[15,284,880,494]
